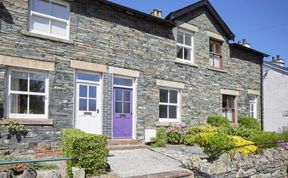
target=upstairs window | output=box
[177,30,193,62]
[209,40,223,69]
[29,0,70,39]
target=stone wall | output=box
[0,0,263,147]
[183,148,288,178]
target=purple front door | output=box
[113,88,133,139]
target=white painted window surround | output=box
[29,0,70,39]
[7,69,49,119]
[249,96,257,119]
[159,88,181,122]
[177,29,194,63]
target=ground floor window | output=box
[7,69,49,119]
[222,95,236,123]
[159,88,180,122]
[249,96,257,118]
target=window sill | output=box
[21,30,74,44]
[208,67,227,73]
[0,119,54,126]
[156,121,184,127]
[174,59,198,68]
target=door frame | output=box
[112,75,137,139]
[222,94,236,123]
[74,71,103,134]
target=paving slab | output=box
[108,148,188,178]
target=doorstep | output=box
[108,139,146,151]
[126,170,194,178]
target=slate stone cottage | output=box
[0,0,267,145]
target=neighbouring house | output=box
[0,0,267,147]
[263,55,288,132]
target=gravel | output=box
[108,148,187,177]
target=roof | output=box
[165,0,235,40]
[99,0,175,27]
[230,43,269,58]
[263,61,288,75]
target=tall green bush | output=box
[61,129,109,177]
[151,127,167,147]
[217,125,256,139]
[249,131,281,149]
[207,115,229,127]
[238,117,260,130]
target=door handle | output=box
[97,109,99,113]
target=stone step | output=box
[127,170,194,178]
[108,144,146,151]
[108,139,142,146]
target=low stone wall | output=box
[183,148,288,178]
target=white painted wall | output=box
[263,65,288,132]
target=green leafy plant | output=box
[207,115,229,127]
[0,121,28,143]
[250,131,282,149]
[184,125,217,145]
[217,125,256,139]
[61,129,109,177]
[166,125,185,144]
[238,117,260,131]
[151,127,167,147]
[194,132,235,160]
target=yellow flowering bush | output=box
[230,136,257,156]
[184,125,217,145]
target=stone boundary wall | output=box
[183,148,288,178]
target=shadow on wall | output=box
[0,102,3,118]
[0,2,14,25]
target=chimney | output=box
[271,55,285,67]
[242,38,250,48]
[151,9,162,18]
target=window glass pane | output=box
[169,106,177,119]
[177,31,184,44]
[32,0,50,15]
[79,85,87,97]
[123,103,130,113]
[115,89,122,101]
[209,42,214,53]
[185,33,192,46]
[79,99,87,111]
[89,99,96,111]
[77,72,100,82]
[177,46,183,59]
[183,48,190,60]
[169,90,178,103]
[30,73,46,93]
[10,94,28,114]
[30,95,45,114]
[159,105,168,118]
[31,15,50,34]
[11,71,28,92]
[123,90,130,102]
[113,77,133,86]
[51,2,68,20]
[227,96,234,109]
[115,102,122,113]
[51,20,67,37]
[215,43,221,54]
[214,55,220,68]
[89,86,96,98]
[160,89,168,103]
[209,54,214,67]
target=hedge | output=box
[238,117,260,131]
[61,129,109,177]
[207,115,229,127]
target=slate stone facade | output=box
[0,0,263,146]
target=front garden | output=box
[151,116,288,160]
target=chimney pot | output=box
[151,9,162,18]
[277,55,280,59]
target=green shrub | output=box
[249,131,282,149]
[238,117,260,131]
[184,125,217,145]
[166,125,185,144]
[217,125,256,139]
[194,132,235,160]
[61,129,109,177]
[151,127,167,147]
[207,116,229,127]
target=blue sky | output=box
[109,0,288,66]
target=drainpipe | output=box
[260,60,264,131]
[0,0,3,35]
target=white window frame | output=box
[249,96,257,119]
[7,68,49,119]
[159,88,181,123]
[177,29,194,63]
[29,0,70,40]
